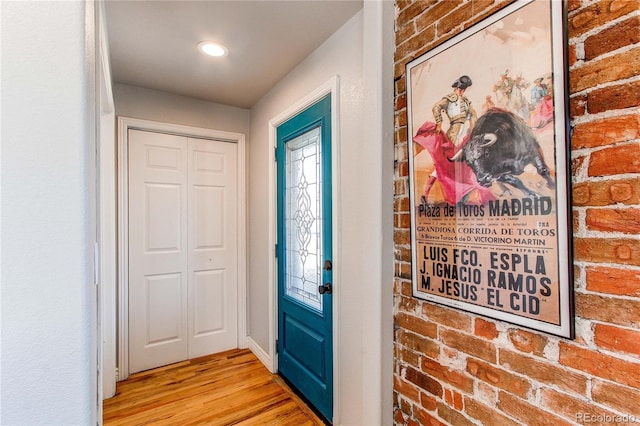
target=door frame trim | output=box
[116,116,247,380]
[267,76,341,421]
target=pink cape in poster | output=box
[413,121,495,205]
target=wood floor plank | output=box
[104,364,271,416]
[103,349,325,426]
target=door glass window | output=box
[284,126,323,311]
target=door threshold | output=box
[277,373,332,425]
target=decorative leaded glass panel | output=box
[284,126,323,311]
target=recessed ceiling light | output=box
[198,41,228,57]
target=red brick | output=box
[443,388,463,410]
[567,0,582,13]
[568,0,639,38]
[466,359,530,398]
[421,358,474,394]
[404,365,443,398]
[395,246,412,263]
[395,196,410,213]
[571,155,587,178]
[610,180,639,203]
[394,375,421,404]
[395,127,405,148]
[441,347,461,366]
[394,212,408,228]
[465,397,521,426]
[395,229,410,246]
[589,143,640,177]
[576,293,640,327]
[395,212,412,228]
[587,80,640,114]
[399,142,408,162]
[573,237,640,265]
[584,16,640,60]
[395,278,413,296]
[394,178,406,196]
[400,395,412,416]
[396,329,439,359]
[540,388,621,426]
[398,346,420,369]
[395,59,409,81]
[394,407,406,425]
[395,144,407,167]
[396,0,412,14]
[397,262,413,281]
[438,2,473,36]
[498,392,572,426]
[397,1,434,26]
[437,402,475,426]
[572,178,640,207]
[507,328,548,356]
[474,318,498,340]
[407,417,420,426]
[594,323,640,356]
[395,312,438,339]
[499,349,587,395]
[476,381,497,406]
[592,380,640,418]
[397,295,419,312]
[570,94,587,116]
[571,114,640,149]
[422,303,472,331]
[568,43,578,67]
[571,47,640,94]
[397,161,409,178]
[573,184,590,206]
[416,1,459,30]
[412,405,444,426]
[586,266,640,296]
[396,21,417,47]
[395,93,407,111]
[396,76,407,97]
[397,109,408,127]
[420,391,437,411]
[395,26,437,63]
[559,342,640,388]
[586,208,640,234]
[441,328,497,363]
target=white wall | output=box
[113,83,250,134]
[1,1,96,424]
[247,3,394,424]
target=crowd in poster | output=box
[406,0,573,337]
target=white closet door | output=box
[187,137,238,357]
[128,130,189,373]
[128,130,238,374]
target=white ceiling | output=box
[105,0,363,109]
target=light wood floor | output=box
[103,348,325,426]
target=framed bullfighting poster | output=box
[406,0,574,338]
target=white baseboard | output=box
[246,336,275,373]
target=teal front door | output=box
[277,94,333,422]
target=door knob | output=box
[318,283,332,294]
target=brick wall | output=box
[393,1,640,425]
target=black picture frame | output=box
[406,0,574,338]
